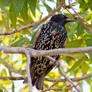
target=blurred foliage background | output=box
[0,0,92,92]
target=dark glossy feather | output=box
[30,14,74,90]
[31,21,67,89]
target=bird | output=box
[30,14,75,90]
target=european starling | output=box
[30,14,74,90]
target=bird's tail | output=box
[35,78,44,90]
[32,75,44,90]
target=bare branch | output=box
[0,1,63,35]
[1,72,92,82]
[0,10,5,13]
[0,72,92,85]
[43,82,59,92]
[0,46,92,92]
[1,46,92,57]
[44,83,79,91]
[45,73,92,82]
[2,61,26,75]
[46,56,80,92]
[58,66,80,92]
[68,0,92,31]
[25,51,32,92]
[0,46,26,54]
[33,47,92,57]
[0,76,24,80]
[32,47,92,57]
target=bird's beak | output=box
[66,17,75,22]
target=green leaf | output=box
[30,30,38,48]
[47,0,54,2]
[20,0,28,23]
[67,58,84,72]
[77,18,85,36]
[14,0,24,16]
[88,0,92,10]
[61,0,65,3]
[0,85,8,92]
[31,25,38,30]
[84,14,92,20]
[1,69,7,76]
[9,2,16,28]
[11,37,28,47]
[28,0,38,16]
[0,89,3,92]
[43,2,52,13]
[0,0,11,10]
[82,62,88,75]
[78,0,88,12]
[86,38,92,46]
[66,39,82,48]
[86,38,92,61]
[88,52,92,62]
[30,25,39,47]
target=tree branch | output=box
[43,83,79,91]
[0,1,63,35]
[0,10,5,13]
[32,47,92,57]
[1,46,92,57]
[25,51,32,92]
[46,56,80,92]
[58,65,80,92]
[1,46,92,92]
[2,61,26,75]
[45,73,92,82]
[68,0,92,31]
[0,76,24,80]
[0,73,92,82]
[43,82,59,92]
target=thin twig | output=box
[0,76,24,80]
[25,51,32,92]
[46,56,80,92]
[68,0,92,31]
[42,82,59,92]
[0,72,92,82]
[2,61,26,75]
[45,73,92,82]
[0,10,5,13]
[0,1,63,35]
[58,65,80,92]
[44,83,79,91]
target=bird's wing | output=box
[33,23,49,48]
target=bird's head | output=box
[50,14,75,26]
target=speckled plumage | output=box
[30,14,74,90]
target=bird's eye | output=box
[62,15,66,19]
[63,15,67,18]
